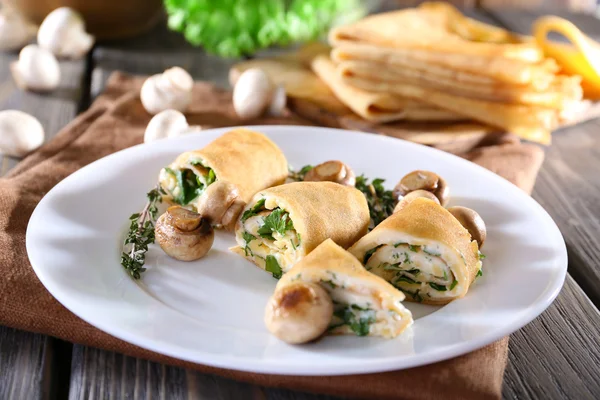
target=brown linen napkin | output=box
[0,72,544,400]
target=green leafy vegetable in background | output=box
[164,0,366,58]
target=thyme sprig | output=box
[121,185,165,279]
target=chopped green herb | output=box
[321,280,337,289]
[423,248,441,257]
[476,268,483,278]
[393,242,407,248]
[297,233,302,245]
[403,252,412,264]
[241,198,266,222]
[333,306,376,337]
[450,280,458,290]
[164,167,213,206]
[406,268,420,275]
[402,289,423,302]
[257,208,294,240]
[478,251,486,260]
[288,165,314,181]
[429,282,447,291]
[392,252,400,260]
[363,244,384,264]
[265,255,282,279]
[408,244,420,252]
[443,270,448,280]
[396,275,418,285]
[355,175,396,229]
[242,232,256,245]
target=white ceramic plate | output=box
[26,126,567,376]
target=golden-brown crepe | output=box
[331,42,558,88]
[349,198,482,305]
[329,2,543,62]
[311,55,464,122]
[158,128,288,210]
[343,74,558,144]
[231,182,370,277]
[276,239,413,338]
[338,60,583,109]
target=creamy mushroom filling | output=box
[364,243,458,302]
[159,160,216,208]
[240,199,300,279]
[289,271,407,338]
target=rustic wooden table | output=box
[1,6,600,400]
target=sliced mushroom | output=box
[394,170,449,206]
[304,160,356,187]
[447,206,487,248]
[195,181,246,232]
[155,206,214,261]
[264,281,333,344]
[394,190,440,213]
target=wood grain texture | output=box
[68,345,345,400]
[0,327,49,400]
[486,9,600,307]
[503,276,600,399]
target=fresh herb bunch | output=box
[121,185,165,279]
[355,175,396,229]
[164,0,365,58]
[288,165,313,182]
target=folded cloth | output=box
[0,71,545,400]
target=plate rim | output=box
[26,125,568,375]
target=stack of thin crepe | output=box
[316,1,585,144]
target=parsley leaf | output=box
[429,282,447,291]
[164,167,214,206]
[478,251,486,260]
[450,280,458,290]
[288,165,314,181]
[265,255,283,279]
[241,198,266,222]
[363,244,384,264]
[257,208,294,240]
[355,175,396,229]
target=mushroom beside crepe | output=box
[265,239,413,343]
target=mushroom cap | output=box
[195,181,244,228]
[0,110,45,157]
[304,160,356,187]
[233,68,273,120]
[0,8,37,51]
[393,189,440,213]
[447,206,487,248]
[155,207,214,261]
[12,44,60,91]
[264,281,333,344]
[141,69,193,115]
[37,7,93,58]
[394,170,450,206]
[143,109,189,144]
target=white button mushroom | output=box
[0,110,45,157]
[0,7,37,51]
[264,281,334,344]
[10,44,60,92]
[155,206,214,261]
[304,160,356,187]
[268,85,287,117]
[141,67,194,115]
[143,109,190,144]
[233,68,273,120]
[37,7,94,59]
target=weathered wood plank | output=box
[503,276,600,399]
[0,327,49,400]
[485,10,600,307]
[68,345,345,400]
[0,39,87,399]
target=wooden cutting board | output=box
[230,43,600,154]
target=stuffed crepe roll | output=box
[271,239,413,339]
[158,128,288,210]
[231,182,370,278]
[349,197,482,305]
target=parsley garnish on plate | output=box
[265,255,283,279]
